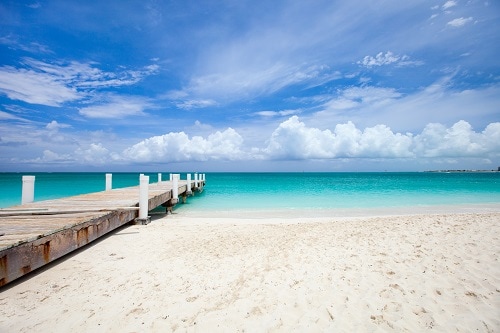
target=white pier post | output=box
[172,174,179,204]
[186,173,192,195]
[158,173,162,183]
[105,173,112,191]
[194,173,199,189]
[136,174,151,225]
[201,173,205,191]
[21,175,35,204]
[165,174,179,214]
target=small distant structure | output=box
[498,166,500,172]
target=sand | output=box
[0,211,499,332]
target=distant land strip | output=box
[424,169,500,173]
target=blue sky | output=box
[0,0,499,172]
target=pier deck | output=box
[0,180,203,287]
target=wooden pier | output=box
[0,178,204,287]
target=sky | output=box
[0,0,499,172]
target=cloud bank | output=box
[129,116,500,163]
[21,117,497,168]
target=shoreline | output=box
[175,202,500,219]
[1,208,499,332]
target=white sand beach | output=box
[1,210,499,332]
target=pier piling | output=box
[187,173,192,195]
[105,173,112,191]
[172,174,179,204]
[21,176,35,204]
[136,174,151,225]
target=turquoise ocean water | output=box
[1,172,499,212]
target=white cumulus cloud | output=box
[413,121,500,158]
[263,116,414,159]
[263,116,500,161]
[122,128,246,162]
